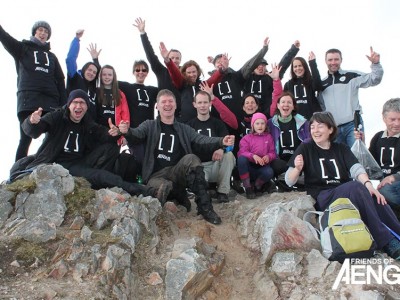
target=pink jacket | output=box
[237,132,277,163]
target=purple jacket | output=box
[238,132,277,163]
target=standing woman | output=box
[66,29,101,117]
[268,91,310,180]
[0,21,67,161]
[285,112,400,260]
[95,65,130,146]
[283,53,322,119]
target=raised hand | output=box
[268,63,282,80]
[263,37,270,47]
[199,81,214,99]
[87,43,102,59]
[309,51,316,61]
[366,46,380,64]
[159,42,169,61]
[30,107,43,124]
[133,17,146,34]
[294,40,300,48]
[76,29,84,39]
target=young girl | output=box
[95,65,130,146]
[237,112,276,199]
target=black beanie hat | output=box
[67,89,90,107]
[32,21,52,40]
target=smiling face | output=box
[68,98,88,123]
[383,111,400,137]
[134,64,148,84]
[83,64,98,82]
[254,63,267,75]
[292,59,305,78]
[277,95,295,118]
[169,51,182,67]
[310,121,333,145]
[243,96,259,115]
[253,119,266,134]
[325,52,342,74]
[157,94,176,123]
[34,27,49,43]
[184,65,199,85]
[100,67,114,88]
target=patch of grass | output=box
[5,177,36,194]
[64,177,95,219]
[90,227,121,247]
[11,239,50,264]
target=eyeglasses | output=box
[135,68,148,73]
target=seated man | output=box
[187,89,236,203]
[356,98,400,208]
[10,89,167,201]
[118,89,235,225]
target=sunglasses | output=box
[135,68,148,73]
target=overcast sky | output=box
[0,0,399,180]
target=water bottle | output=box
[225,145,234,152]
[137,175,142,184]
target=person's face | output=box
[310,121,333,144]
[34,27,49,43]
[101,68,114,87]
[383,111,400,137]
[254,63,267,75]
[253,119,266,134]
[277,95,294,118]
[157,95,176,119]
[169,51,181,67]
[185,65,198,84]
[193,94,211,116]
[134,65,148,84]
[68,98,88,123]
[84,64,98,82]
[292,59,305,78]
[325,52,342,74]
[243,96,258,115]
[214,56,229,70]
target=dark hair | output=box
[241,93,259,107]
[180,60,203,83]
[309,111,338,141]
[132,60,149,73]
[290,57,312,86]
[325,48,342,60]
[81,62,100,82]
[98,65,121,106]
[275,91,297,116]
[193,90,211,102]
[170,49,181,56]
[157,89,176,103]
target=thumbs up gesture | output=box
[108,118,120,136]
[30,107,43,124]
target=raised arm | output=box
[160,42,184,89]
[240,36,270,79]
[277,40,300,79]
[268,64,283,117]
[308,51,323,91]
[66,30,83,77]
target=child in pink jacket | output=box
[237,112,276,199]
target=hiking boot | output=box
[154,181,173,206]
[254,186,263,197]
[245,187,255,200]
[383,238,400,260]
[199,208,222,225]
[231,179,244,194]
[216,192,229,203]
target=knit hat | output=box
[67,89,90,107]
[251,112,267,128]
[32,21,51,40]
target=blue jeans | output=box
[379,181,400,208]
[335,116,364,148]
[237,156,274,185]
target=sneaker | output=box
[383,238,400,260]
[245,187,255,200]
[199,209,222,225]
[216,192,229,203]
[155,181,173,206]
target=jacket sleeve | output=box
[166,59,184,89]
[66,37,79,77]
[205,69,224,86]
[116,90,130,127]
[309,59,323,91]
[22,114,50,138]
[278,44,300,79]
[270,79,283,117]
[266,134,277,161]
[211,96,238,129]
[237,136,255,162]
[240,45,269,79]
[140,32,166,74]
[0,25,23,59]
[354,63,384,88]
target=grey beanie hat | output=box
[32,21,51,40]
